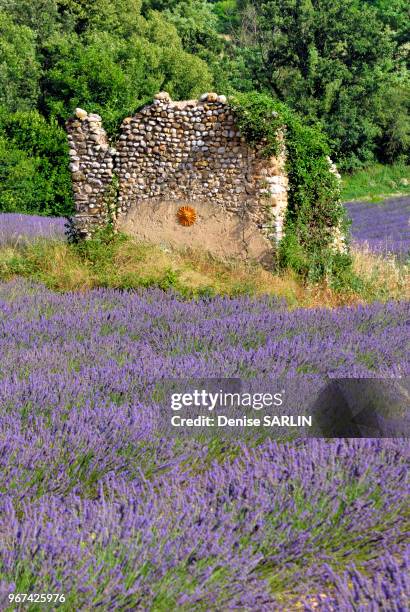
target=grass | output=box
[351,246,409,302]
[0,232,408,307]
[341,163,410,202]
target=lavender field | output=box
[345,197,410,258]
[0,279,409,609]
[0,211,409,609]
[0,213,66,247]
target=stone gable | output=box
[66,92,288,264]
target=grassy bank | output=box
[0,233,407,307]
[341,163,410,202]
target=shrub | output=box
[0,110,73,216]
[0,10,40,113]
[230,92,351,284]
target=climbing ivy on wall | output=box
[230,92,352,284]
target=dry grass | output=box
[0,236,408,308]
[351,245,409,302]
[112,240,363,308]
[0,240,94,291]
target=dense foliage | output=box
[0,278,408,608]
[223,0,410,171]
[231,92,350,282]
[0,110,73,215]
[0,0,408,217]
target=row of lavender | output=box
[0,279,408,609]
[1,196,409,257]
[0,441,408,610]
[345,196,410,258]
[0,213,66,245]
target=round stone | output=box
[75,108,88,120]
[154,91,172,102]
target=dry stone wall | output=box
[66,111,116,237]
[66,92,288,264]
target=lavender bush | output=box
[305,551,410,611]
[0,279,408,610]
[0,213,66,246]
[345,197,410,258]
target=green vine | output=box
[104,172,120,231]
[230,92,353,285]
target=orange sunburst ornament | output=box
[177,206,197,227]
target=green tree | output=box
[375,80,410,163]
[0,11,41,112]
[142,0,181,12]
[0,2,213,215]
[47,0,145,34]
[0,110,73,215]
[40,13,212,134]
[165,1,221,55]
[230,0,396,169]
[0,0,60,39]
[145,10,214,99]
[364,0,409,51]
[164,1,232,90]
[80,0,144,36]
[212,1,241,32]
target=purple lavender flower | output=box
[345,197,410,258]
[0,279,408,608]
[0,213,66,246]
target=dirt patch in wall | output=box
[117,199,274,264]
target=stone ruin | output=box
[66,92,289,265]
